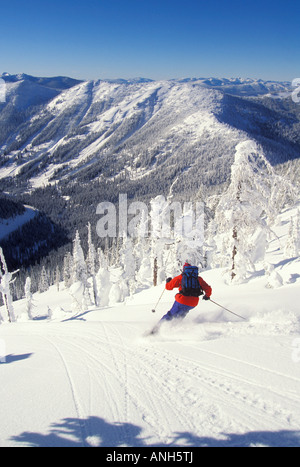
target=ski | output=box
[144,324,161,337]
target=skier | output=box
[151,263,212,334]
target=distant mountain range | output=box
[0,73,298,196]
[0,73,299,275]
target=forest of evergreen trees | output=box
[0,196,25,219]
[1,78,300,311]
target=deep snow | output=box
[1,263,300,447]
[1,202,300,447]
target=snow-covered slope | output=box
[4,80,60,110]
[0,205,37,241]
[0,75,298,197]
[1,267,299,447]
[192,77,292,97]
[1,202,300,447]
[0,80,237,190]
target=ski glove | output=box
[203,295,210,301]
[166,277,172,283]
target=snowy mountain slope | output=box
[0,80,238,190]
[191,77,292,98]
[0,74,82,112]
[0,197,69,271]
[0,76,298,198]
[0,74,82,181]
[0,205,37,241]
[0,73,82,90]
[1,202,300,447]
[4,80,60,111]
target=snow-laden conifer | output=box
[0,247,18,322]
[212,140,295,283]
[285,210,300,258]
[24,277,34,319]
[70,230,90,311]
[38,266,49,293]
[87,222,98,305]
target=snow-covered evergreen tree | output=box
[70,230,90,310]
[87,222,98,305]
[63,252,73,288]
[24,277,34,319]
[0,247,17,323]
[55,265,60,292]
[119,235,136,297]
[38,266,49,293]
[134,209,152,287]
[285,210,300,258]
[72,231,88,285]
[110,237,121,267]
[95,247,111,307]
[87,222,96,277]
[211,140,285,283]
[150,196,174,285]
[173,201,204,269]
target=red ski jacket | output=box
[165,274,212,307]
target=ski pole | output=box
[208,299,247,321]
[152,287,166,313]
[152,245,173,313]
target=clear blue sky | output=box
[1,0,299,81]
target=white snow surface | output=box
[1,274,300,446]
[1,204,300,447]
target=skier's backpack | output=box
[181,265,203,297]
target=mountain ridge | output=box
[0,74,298,198]
[0,73,299,297]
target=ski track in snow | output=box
[42,335,89,447]
[2,311,299,447]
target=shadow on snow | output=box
[0,353,33,364]
[10,416,300,447]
